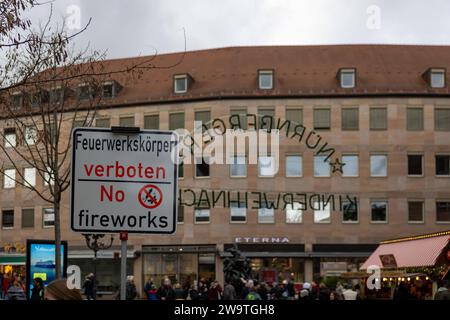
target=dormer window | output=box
[174,74,191,94]
[338,68,356,88]
[258,70,273,90]
[101,80,121,99]
[430,68,446,88]
[30,90,48,107]
[77,83,92,101]
[49,87,64,105]
[11,92,23,109]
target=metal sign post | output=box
[119,231,128,300]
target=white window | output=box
[25,126,37,145]
[3,169,15,189]
[230,156,247,177]
[286,155,302,177]
[340,69,356,88]
[194,208,210,223]
[286,202,303,223]
[258,156,276,177]
[258,206,274,223]
[314,201,331,223]
[24,168,36,188]
[174,75,188,93]
[370,155,387,177]
[430,69,445,88]
[43,208,55,227]
[230,202,247,223]
[258,70,273,90]
[5,129,16,148]
[44,167,55,186]
[342,155,359,177]
[314,156,330,177]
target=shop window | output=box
[371,201,388,223]
[3,169,16,189]
[169,113,185,130]
[230,202,247,223]
[95,118,110,128]
[313,108,331,130]
[22,208,34,228]
[407,108,424,131]
[370,107,387,130]
[408,201,424,223]
[144,114,159,130]
[436,201,450,222]
[435,155,450,175]
[435,108,450,131]
[258,70,273,90]
[43,208,55,228]
[24,167,36,187]
[195,158,210,178]
[370,155,387,177]
[314,156,330,177]
[408,155,423,176]
[313,202,331,223]
[286,202,303,223]
[119,116,135,127]
[230,156,247,177]
[258,156,276,177]
[2,210,14,229]
[4,128,16,148]
[286,155,302,177]
[285,108,302,125]
[341,108,359,130]
[342,201,358,223]
[230,108,247,130]
[342,155,358,177]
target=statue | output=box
[223,244,251,296]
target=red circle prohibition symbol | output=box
[138,184,163,209]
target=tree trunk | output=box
[54,197,62,279]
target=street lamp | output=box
[82,234,114,298]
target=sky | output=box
[28,0,450,59]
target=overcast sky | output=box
[29,0,450,59]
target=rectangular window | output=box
[258,205,274,223]
[370,155,387,177]
[285,108,302,124]
[102,83,114,98]
[95,118,110,128]
[258,70,273,90]
[42,208,55,227]
[24,167,36,187]
[435,108,450,131]
[341,108,359,130]
[314,202,331,223]
[195,110,211,131]
[195,158,210,178]
[286,202,303,223]
[258,107,275,119]
[436,201,450,222]
[77,84,91,101]
[2,210,14,229]
[174,75,188,93]
[436,155,450,175]
[258,156,276,177]
[144,115,159,130]
[407,108,424,131]
[230,156,247,177]
[342,201,358,223]
[230,202,247,223]
[230,109,247,130]
[49,88,63,105]
[430,69,445,88]
[178,162,184,179]
[313,108,331,130]
[177,205,184,223]
[371,201,388,222]
[408,201,424,223]
[194,208,210,223]
[342,155,359,177]
[11,93,23,108]
[285,155,302,177]
[22,208,34,228]
[340,69,356,88]
[24,126,37,145]
[370,107,387,130]
[169,113,185,130]
[73,120,86,128]
[4,128,16,148]
[44,167,55,186]
[4,169,15,189]
[314,156,330,177]
[119,116,135,127]
[408,155,423,176]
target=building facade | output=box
[1,45,450,294]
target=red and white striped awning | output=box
[361,233,450,270]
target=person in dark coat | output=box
[223,282,237,300]
[156,278,175,300]
[82,273,96,300]
[208,281,222,300]
[126,275,138,300]
[30,277,45,300]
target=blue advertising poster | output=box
[26,240,67,299]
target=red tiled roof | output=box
[361,232,450,269]
[91,44,450,107]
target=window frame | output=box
[435,154,450,177]
[370,154,388,177]
[369,107,388,130]
[313,108,331,130]
[119,115,135,127]
[285,154,303,178]
[429,68,446,88]
[341,154,359,178]
[342,200,359,224]
[258,155,276,178]
[258,69,274,90]
[21,207,35,229]
[194,208,210,224]
[339,68,356,88]
[341,107,359,131]
[95,117,111,128]
[3,168,16,189]
[1,209,14,229]
[370,200,389,224]
[406,107,424,131]
[42,207,55,228]
[230,202,247,224]
[143,113,160,130]
[257,206,275,224]
[436,200,450,223]
[194,157,210,179]
[285,107,303,125]
[285,202,303,224]
[313,155,331,178]
[313,201,331,224]
[230,155,247,178]
[407,200,425,224]
[173,74,188,94]
[24,167,37,188]
[4,128,17,148]
[434,107,450,131]
[407,154,424,177]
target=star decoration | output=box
[329,158,346,174]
